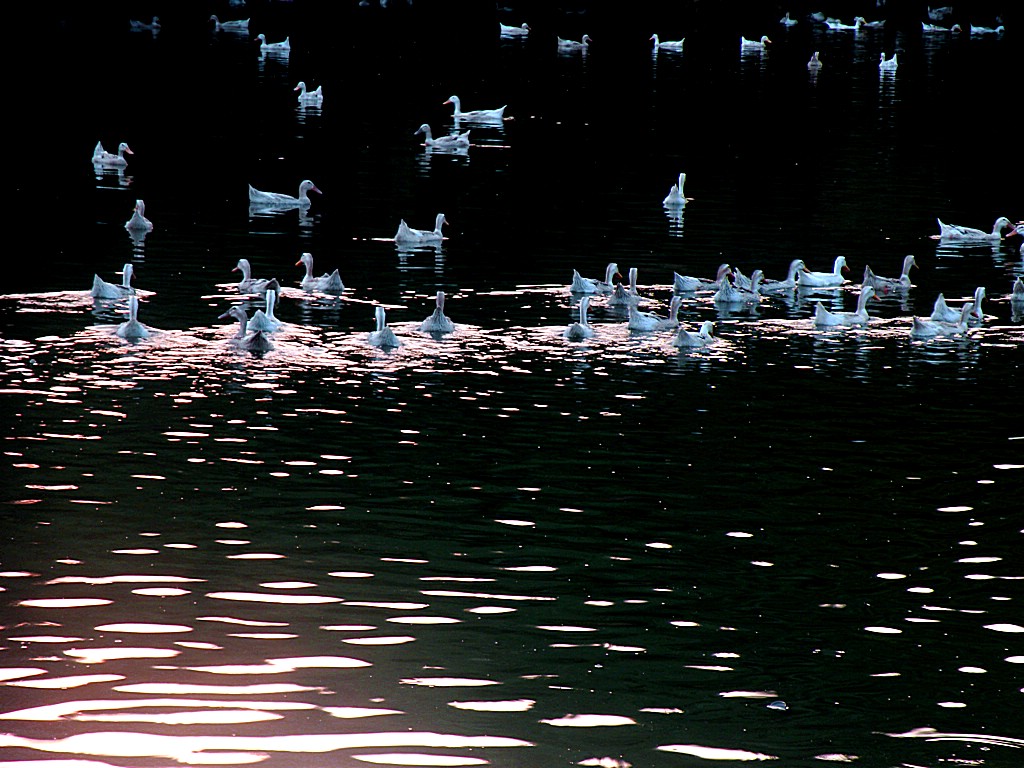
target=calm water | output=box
[2,4,1023,767]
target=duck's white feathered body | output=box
[674,263,731,292]
[937,216,1013,241]
[564,296,594,340]
[234,258,281,294]
[798,256,848,288]
[116,295,150,339]
[93,141,134,167]
[628,295,682,331]
[247,289,283,332]
[443,95,505,121]
[674,320,716,348]
[415,124,470,150]
[663,173,687,206]
[395,213,447,245]
[219,306,274,352]
[369,305,401,348]
[249,180,321,209]
[91,263,135,299]
[862,254,916,293]
[571,262,620,294]
[420,291,456,334]
[813,286,876,327]
[296,252,344,292]
[911,302,974,339]
[760,259,808,294]
[124,199,153,232]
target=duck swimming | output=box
[249,180,321,209]
[256,33,290,53]
[443,95,505,122]
[234,258,281,294]
[210,15,249,31]
[798,256,849,288]
[294,82,323,104]
[91,263,135,299]
[247,289,283,333]
[813,286,877,327]
[650,34,684,52]
[740,35,772,50]
[557,34,592,52]
[395,213,447,245]
[759,259,808,294]
[911,302,973,339]
[608,267,641,307]
[415,123,470,150]
[125,199,153,233]
[571,262,620,294]
[93,141,134,167]
[628,295,682,331]
[420,291,456,334]
[499,22,530,37]
[663,173,687,206]
[862,255,916,294]
[674,263,731,292]
[219,306,274,351]
[564,296,594,340]
[673,320,716,349]
[930,287,985,325]
[368,305,401,349]
[116,295,150,339]
[296,252,344,292]
[936,216,1014,241]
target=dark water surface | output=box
[2,3,1023,766]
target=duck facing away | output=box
[443,95,505,122]
[675,263,731,292]
[862,254,916,294]
[799,256,849,288]
[663,173,687,206]
[420,291,456,334]
[234,258,281,294]
[249,180,321,209]
[247,289,283,332]
[219,306,274,352]
[368,305,401,349]
[116,295,151,339]
[673,320,716,349]
[93,141,133,167]
[395,213,448,245]
[557,34,592,52]
[564,296,594,340]
[911,302,974,339]
[936,216,1014,241]
[715,270,763,305]
[814,286,877,327]
[415,123,470,150]
[608,267,641,307]
[296,252,344,293]
[571,262,620,294]
[929,287,985,325]
[651,34,684,52]
[807,51,823,70]
[294,82,323,104]
[628,295,682,331]
[124,199,153,232]
[91,263,135,299]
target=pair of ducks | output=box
[564,295,716,349]
[233,254,342,295]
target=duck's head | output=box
[296,252,314,269]
[299,180,322,196]
[218,306,247,322]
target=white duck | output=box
[443,95,505,122]
[294,81,323,104]
[256,34,290,53]
[714,270,763,305]
[91,263,135,299]
[1010,277,1024,305]
[608,267,641,307]
[571,262,620,294]
[115,295,150,339]
[394,213,447,245]
[673,320,716,349]
[911,302,974,339]
[878,52,898,71]
[936,216,1014,241]
[740,35,772,50]
[825,17,863,30]
[210,15,249,31]
[862,254,917,293]
[663,173,687,206]
[93,141,133,167]
[674,263,731,292]
[807,51,823,70]
[249,180,321,209]
[970,24,1005,35]
[368,305,400,349]
[813,286,877,327]
[798,256,849,288]
[219,306,274,352]
[759,259,809,294]
[234,258,281,294]
[130,16,160,30]
[628,295,682,331]
[650,34,684,52]
[295,252,344,292]
[564,296,594,340]
[419,290,456,334]
[124,199,153,232]
[499,22,530,37]
[415,123,470,150]
[930,287,985,324]
[557,34,592,52]
[247,289,283,332]
[922,21,962,32]
[780,12,798,26]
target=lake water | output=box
[2,3,1023,767]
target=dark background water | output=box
[2,2,1023,766]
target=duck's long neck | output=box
[436,292,445,312]
[434,214,446,235]
[676,173,685,196]
[121,267,133,288]
[579,299,589,326]
[236,315,248,338]
[604,264,617,284]
[128,296,139,321]
[266,291,277,320]
[375,307,386,333]
[238,261,252,280]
